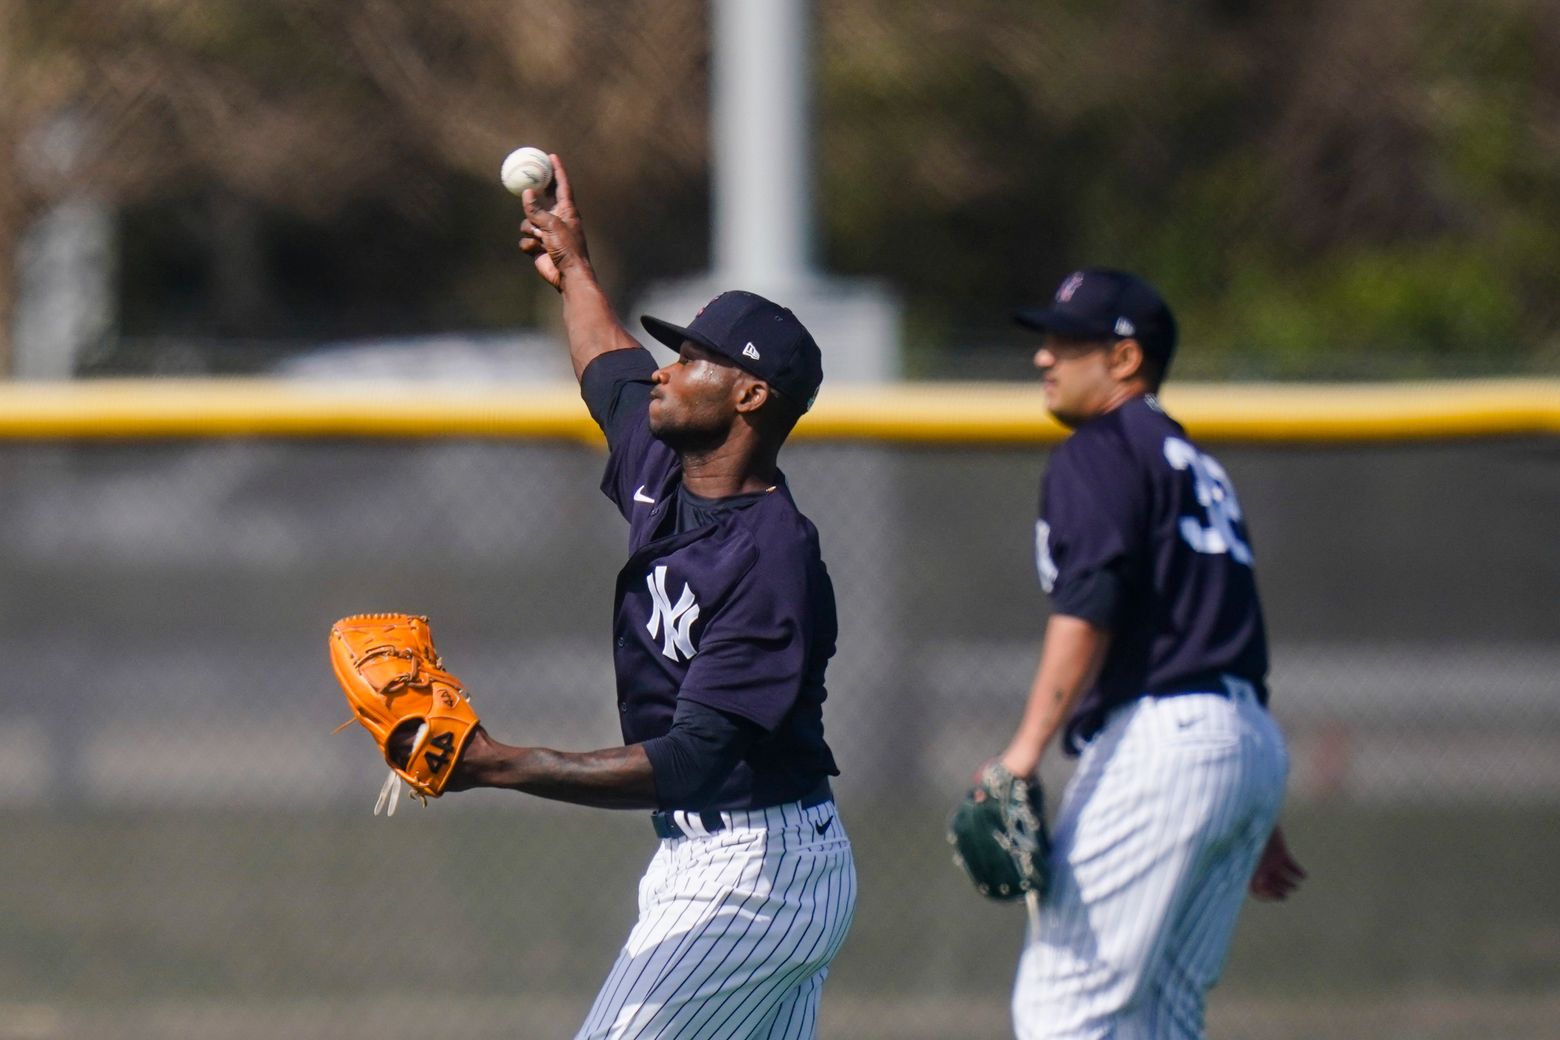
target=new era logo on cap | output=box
[1014,268,1178,365]
[639,291,824,412]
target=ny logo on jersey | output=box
[646,565,700,662]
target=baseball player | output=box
[422,154,855,1039]
[989,269,1306,1039]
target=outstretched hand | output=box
[1249,825,1306,901]
[518,153,588,291]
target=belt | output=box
[1149,673,1266,704]
[650,781,833,840]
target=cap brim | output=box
[640,314,766,379]
[640,314,714,353]
[1012,306,1113,338]
[639,311,702,352]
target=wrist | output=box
[558,254,596,288]
[459,728,516,788]
[999,744,1042,780]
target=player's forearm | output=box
[558,261,643,383]
[462,731,660,809]
[1001,614,1111,778]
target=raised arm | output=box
[519,153,642,382]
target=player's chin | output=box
[1045,404,1081,429]
[1043,393,1085,429]
[649,409,721,449]
[646,399,673,437]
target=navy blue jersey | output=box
[580,348,840,810]
[1036,393,1269,751]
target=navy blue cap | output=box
[1014,268,1178,364]
[641,291,824,412]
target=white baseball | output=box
[501,146,553,196]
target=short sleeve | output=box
[580,347,658,451]
[583,349,678,520]
[1039,433,1147,625]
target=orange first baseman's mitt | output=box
[329,613,480,815]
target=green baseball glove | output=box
[948,762,1052,901]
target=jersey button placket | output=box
[615,627,626,711]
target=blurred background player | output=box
[988,269,1306,1039]
[416,153,856,1040]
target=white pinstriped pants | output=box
[576,799,857,1040]
[1013,681,1288,1040]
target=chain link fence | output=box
[2,426,1556,1039]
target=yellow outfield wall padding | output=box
[0,377,1553,443]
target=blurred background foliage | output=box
[2,0,1558,378]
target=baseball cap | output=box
[640,290,824,412]
[1013,268,1178,365]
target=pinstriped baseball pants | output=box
[1013,683,1289,1040]
[575,799,857,1040]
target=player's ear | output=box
[734,376,771,415]
[1109,338,1146,382]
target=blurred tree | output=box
[815,0,1560,376]
[0,0,710,373]
[2,0,1558,377]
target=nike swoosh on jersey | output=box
[633,485,656,504]
[815,816,834,835]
